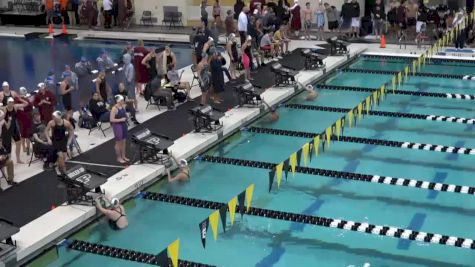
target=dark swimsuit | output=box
[108,206,126,230]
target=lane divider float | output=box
[285,103,475,125]
[142,192,475,250]
[200,155,475,196]
[246,126,475,155]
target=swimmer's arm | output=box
[45,121,53,144]
[65,120,74,145]
[141,53,151,66]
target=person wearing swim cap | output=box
[16,87,34,156]
[203,37,215,56]
[0,81,19,107]
[196,53,211,106]
[110,95,129,163]
[305,84,318,100]
[34,82,57,123]
[262,99,279,122]
[1,96,28,164]
[241,35,253,81]
[226,33,239,80]
[95,195,128,230]
[166,151,191,183]
[45,111,74,174]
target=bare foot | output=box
[17,160,24,164]
[117,158,126,164]
[122,157,130,162]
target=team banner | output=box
[237,191,246,217]
[289,152,297,176]
[209,210,220,241]
[245,184,255,212]
[168,239,180,267]
[228,197,237,225]
[199,218,209,248]
[313,135,321,157]
[156,248,169,267]
[219,205,227,232]
[348,109,354,127]
[268,168,276,192]
[276,162,283,187]
[302,143,310,166]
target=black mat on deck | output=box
[0,48,303,227]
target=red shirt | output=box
[34,90,57,123]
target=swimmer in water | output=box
[94,196,128,230]
[166,152,191,182]
[296,82,318,101]
[262,100,279,122]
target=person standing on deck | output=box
[45,111,74,175]
[290,0,301,37]
[34,83,57,124]
[133,40,150,95]
[75,57,92,108]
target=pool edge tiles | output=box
[14,45,367,265]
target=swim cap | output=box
[179,159,188,167]
[306,85,314,91]
[229,33,236,40]
[110,198,120,208]
[37,82,45,89]
[6,97,14,103]
[247,35,252,41]
[2,81,8,87]
[19,87,28,95]
[115,94,124,102]
[52,110,62,119]
[208,37,214,42]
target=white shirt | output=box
[103,0,112,11]
[238,11,248,32]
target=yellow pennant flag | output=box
[325,127,332,148]
[168,239,180,267]
[228,197,237,225]
[348,109,354,127]
[392,76,396,93]
[245,184,255,212]
[313,135,321,157]
[302,143,310,166]
[380,85,385,100]
[209,210,220,240]
[365,96,371,114]
[372,90,378,106]
[276,162,283,188]
[290,152,297,176]
[397,72,402,86]
[357,103,363,120]
[404,66,409,81]
[335,119,342,140]
[412,61,416,75]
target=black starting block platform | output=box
[301,49,327,70]
[270,63,298,86]
[326,37,350,56]
[61,165,108,205]
[234,82,263,107]
[131,128,174,165]
[189,105,224,133]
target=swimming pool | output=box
[28,55,475,266]
[0,37,192,91]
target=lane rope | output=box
[67,239,214,266]
[199,155,475,196]
[362,54,475,65]
[142,191,475,250]
[246,126,475,156]
[342,68,465,79]
[284,103,475,125]
[316,84,475,100]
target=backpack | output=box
[79,109,97,129]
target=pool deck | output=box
[1,26,471,264]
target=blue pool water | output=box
[30,56,475,267]
[0,37,192,91]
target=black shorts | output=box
[53,139,68,153]
[328,21,338,30]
